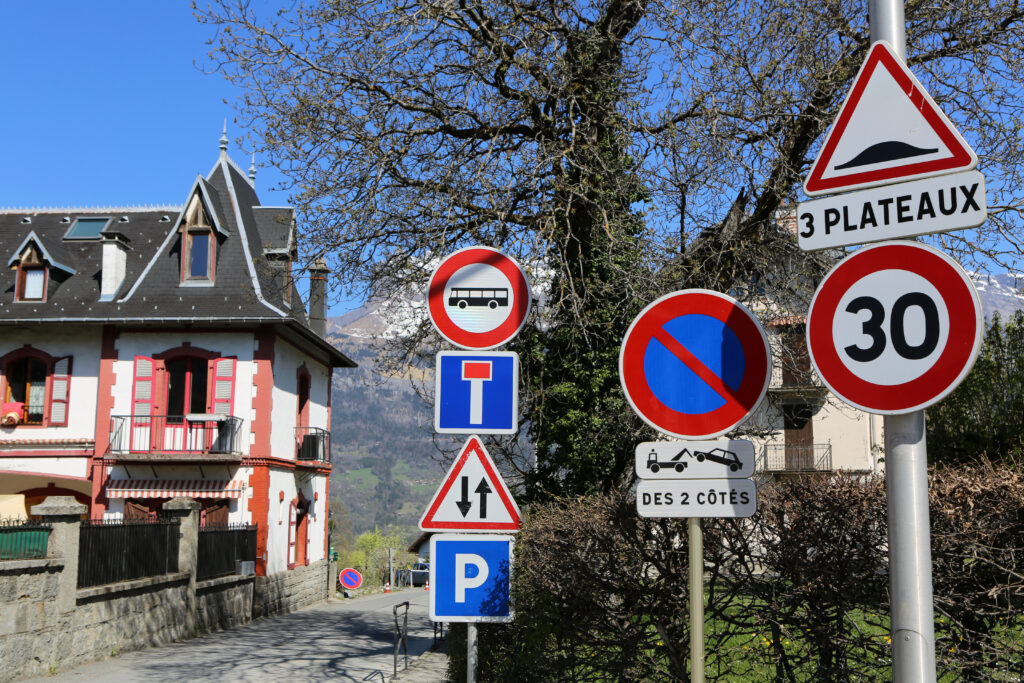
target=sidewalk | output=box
[16,590,446,683]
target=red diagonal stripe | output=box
[652,327,743,409]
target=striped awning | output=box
[106,480,246,499]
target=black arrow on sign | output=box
[456,477,473,517]
[475,478,492,518]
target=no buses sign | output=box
[806,241,983,414]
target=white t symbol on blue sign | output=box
[435,352,519,434]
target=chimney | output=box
[99,230,130,302]
[308,258,328,337]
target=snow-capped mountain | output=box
[970,272,1024,321]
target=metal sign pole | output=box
[884,412,937,681]
[869,3,938,681]
[688,517,705,683]
[467,623,478,683]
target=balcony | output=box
[108,415,244,461]
[760,443,832,473]
[295,426,330,464]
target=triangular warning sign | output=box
[419,435,522,532]
[804,41,977,196]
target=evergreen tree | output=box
[928,311,1024,465]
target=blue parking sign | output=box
[430,534,514,622]
[435,352,518,434]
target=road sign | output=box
[427,246,531,350]
[429,534,514,622]
[804,41,977,197]
[797,170,987,251]
[419,435,522,532]
[635,439,755,479]
[807,241,983,414]
[339,567,363,590]
[619,290,772,439]
[435,352,519,434]
[636,479,757,518]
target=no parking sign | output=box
[619,290,772,439]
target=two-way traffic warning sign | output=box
[419,435,522,532]
[804,41,978,196]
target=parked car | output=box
[409,562,429,587]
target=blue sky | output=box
[0,2,360,316]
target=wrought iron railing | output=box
[760,443,833,472]
[108,415,244,456]
[0,519,51,559]
[196,523,257,581]
[78,518,179,588]
[296,426,330,462]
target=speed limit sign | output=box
[807,241,983,414]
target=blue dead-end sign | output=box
[619,290,772,439]
[435,351,519,434]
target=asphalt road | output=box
[20,589,446,682]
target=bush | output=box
[447,464,1024,681]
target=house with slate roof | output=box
[0,132,354,576]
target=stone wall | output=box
[253,558,330,619]
[0,497,329,682]
[0,559,64,680]
[69,574,193,670]
[196,574,255,633]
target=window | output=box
[64,217,111,240]
[14,244,48,302]
[5,357,47,424]
[165,357,209,422]
[180,195,215,284]
[0,350,72,427]
[186,230,212,280]
[19,267,45,300]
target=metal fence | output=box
[108,415,245,456]
[761,443,833,472]
[196,524,257,581]
[295,426,330,462]
[78,518,180,588]
[0,519,51,560]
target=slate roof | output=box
[0,149,353,368]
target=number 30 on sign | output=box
[806,241,983,415]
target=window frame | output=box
[15,264,48,302]
[63,216,112,240]
[181,228,215,284]
[0,347,72,428]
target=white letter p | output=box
[454,553,489,602]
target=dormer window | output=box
[180,195,216,284]
[15,245,47,302]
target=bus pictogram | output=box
[448,288,509,310]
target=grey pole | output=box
[871,5,937,681]
[884,412,936,682]
[688,518,705,683]
[869,0,906,58]
[467,623,478,683]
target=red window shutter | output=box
[288,502,297,568]
[132,357,156,418]
[48,356,72,426]
[211,357,236,416]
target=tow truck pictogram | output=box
[646,447,691,473]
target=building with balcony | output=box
[0,134,355,577]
